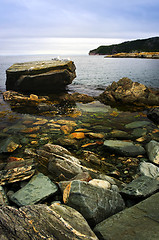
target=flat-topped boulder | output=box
[6,59,76,94]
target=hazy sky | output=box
[0,0,159,55]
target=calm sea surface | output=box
[0,55,159,96]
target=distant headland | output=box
[89,37,159,58]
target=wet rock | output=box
[0,186,8,206]
[70,132,85,139]
[146,140,159,165]
[0,159,36,185]
[37,144,84,181]
[99,78,159,107]
[94,192,159,240]
[37,103,57,112]
[77,101,112,113]
[71,92,94,103]
[131,128,147,138]
[6,60,76,93]
[57,137,78,148]
[85,132,104,139]
[0,137,20,153]
[83,151,101,165]
[147,107,159,124]
[56,119,77,126]
[120,176,159,199]
[104,140,145,157]
[109,130,131,140]
[60,124,73,134]
[10,173,58,206]
[63,180,125,226]
[125,120,151,129]
[140,161,159,179]
[0,203,98,240]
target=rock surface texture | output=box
[99,77,159,106]
[6,60,76,93]
[0,203,98,240]
[94,192,159,240]
[63,180,125,226]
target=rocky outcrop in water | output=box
[6,60,76,94]
[99,78,159,107]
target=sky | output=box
[0,0,159,55]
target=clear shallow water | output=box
[0,55,159,96]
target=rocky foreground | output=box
[0,77,159,239]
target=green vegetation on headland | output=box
[89,37,159,57]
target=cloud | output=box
[0,0,158,39]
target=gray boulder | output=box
[0,203,98,240]
[120,175,159,199]
[63,180,125,226]
[104,140,145,157]
[10,173,58,206]
[146,140,159,165]
[94,192,159,240]
[140,161,159,179]
[6,60,76,93]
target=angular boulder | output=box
[140,161,159,179]
[63,180,125,226]
[120,176,159,199]
[10,173,58,206]
[99,77,159,106]
[6,60,76,93]
[94,192,159,240]
[0,203,99,240]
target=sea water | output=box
[0,55,159,96]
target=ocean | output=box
[0,55,159,96]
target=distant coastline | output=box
[104,52,159,59]
[89,37,159,57]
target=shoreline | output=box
[104,52,159,59]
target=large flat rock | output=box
[94,192,159,240]
[6,60,76,93]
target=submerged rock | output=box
[0,203,98,240]
[6,60,76,93]
[104,140,145,157]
